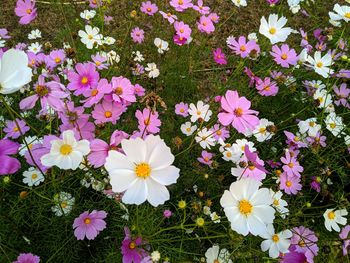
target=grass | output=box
[1,0,350,262]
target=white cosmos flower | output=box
[259,14,293,44]
[104,135,180,207]
[51,192,75,216]
[103,36,116,45]
[306,51,334,78]
[195,128,216,149]
[154,38,169,54]
[145,63,160,78]
[288,0,302,14]
[180,121,197,136]
[78,25,103,49]
[41,130,90,170]
[28,29,42,40]
[19,136,42,156]
[80,10,96,20]
[329,4,350,23]
[231,0,247,7]
[133,51,144,62]
[28,42,42,54]
[22,167,45,187]
[323,208,348,232]
[270,190,289,218]
[260,224,292,258]
[324,112,345,137]
[253,118,275,142]
[298,118,321,137]
[220,178,275,236]
[205,245,233,263]
[0,49,32,94]
[188,100,212,122]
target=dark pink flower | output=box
[131,27,145,44]
[213,48,227,65]
[110,76,136,103]
[170,0,193,12]
[81,78,112,108]
[73,210,107,240]
[281,151,303,177]
[15,0,37,25]
[13,253,40,263]
[175,102,189,117]
[279,172,302,195]
[163,209,172,218]
[290,226,319,262]
[197,16,215,34]
[0,138,21,175]
[197,150,213,166]
[174,21,192,39]
[121,227,148,263]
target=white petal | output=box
[105,150,134,172]
[121,137,147,163]
[122,179,147,205]
[146,178,170,207]
[109,169,137,193]
[261,239,271,252]
[148,141,175,170]
[150,166,180,185]
[75,140,90,155]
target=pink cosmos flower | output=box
[284,131,307,149]
[266,0,280,4]
[306,132,326,148]
[175,102,189,117]
[13,253,40,263]
[227,36,260,58]
[135,108,161,134]
[197,16,215,34]
[210,124,229,141]
[134,84,145,97]
[213,48,227,65]
[15,0,37,25]
[91,54,109,70]
[4,119,30,139]
[290,226,319,263]
[81,78,112,108]
[88,130,129,168]
[340,225,350,256]
[163,210,172,218]
[333,83,350,108]
[131,27,145,44]
[110,76,136,103]
[121,227,148,263]
[0,138,21,175]
[193,0,210,15]
[244,145,269,174]
[337,69,350,79]
[280,245,307,263]
[92,100,125,125]
[197,150,213,166]
[47,49,66,69]
[170,0,193,12]
[0,28,10,39]
[279,172,302,195]
[270,44,298,68]
[244,67,260,87]
[73,210,107,240]
[67,63,100,96]
[140,1,158,16]
[159,11,178,24]
[218,90,260,134]
[255,77,279,96]
[281,151,303,177]
[310,176,321,192]
[174,21,192,39]
[89,0,102,8]
[20,75,68,111]
[208,12,219,24]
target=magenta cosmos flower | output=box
[174,21,192,39]
[210,124,229,141]
[131,27,145,44]
[135,108,161,134]
[121,227,148,263]
[227,36,260,58]
[140,1,158,16]
[197,16,215,34]
[170,0,193,12]
[4,119,30,139]
[270,44,298,68]
[67,63,99,96]
[0,138,21,175]
[175,102,189,117]
[197,150,213,166]
[281,151,303,177]
[218,90,259,134]
[13,253,40,263]
[213,48,227,65]
[279,172,302,195]
[280,245,307,263]
[92,100,125,125]
[255,77,279,96]
[15,0,37,25]
[333,83,350,108]
[110,76,136,103]
[290,226,319,263]
[73,210,107,240]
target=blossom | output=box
[227,36,260,58]
[92,100,125,124]
[22,167,44,187]
[175,102,189,117]
[105,135,180,206]
[13,253,40,263]
[188,100,212,122]
[154,38,169,54]
[329,4,350,23]
[15,0,37,25]
[28,29,41,39]
[213,48,227,65]
[259,14,293,44]
[281,151,303,177]
[333,83,350,108]
[121,227,148,263]
[255,77,279,96]
[78,25,103,49]
[279,172,302,195]
[205,245,232,263]
[174,21,192,39]
[4,119,30,139]
[170,0,193,12]
[0,49,32,94]
[220,178,275,236]
[195,128,216,149]
[136,108,161,134]
[180,122,197,136]
[324,112,345,137]
[80,10,96,20]
[145,63,160,78]
[0,138,21,175]
[323,208,348,232]
[159,11,178,24]
[270,190,289,218]
[140,1,158,16]
[339,225,350,255]
[91,54,108,70]
[197,150,213,166]
[41,130,90,170]
[218,90,259,134]
[73,210,107,240]
[290,226,319,263]
[51,192,75,216]
[81,78,112,108]
[110,76,136,103]
[270,44,298,68]
[253,118,275,142]
[197,16,215,34]
[131,27,145,44]
[306,51,334,78]
[260,224,292,258]
[231,0,247,7]
[193,0,210,14]
[67,63,100,95]
[210,124,229,141]
[298,118,321,137]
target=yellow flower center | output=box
[298,240,305,247]
[288,162,294,168]
[180,108,185,113]
[36,85,49,97]
[272,234,279,243]
[316,62,323,68]
[264,86,270,91]
[95,61,102,66]
[146,7,151,12]
[84,218,91,224]
[309,121,315,127]
[61,201,68,208]
[239,199,253,216]
[180,29,184,33]
[269,28,277,35]
[55,57,61,63]
[144,118,150,125]
[87,34,93,40]
[328,211,336,220]
[115,87,123,95]
[129,241,136,249]
[91,89,98,96]
[329,123,336,129]
[286,180,292,187]
[226,152,232,157]
[281,54,288,60]
[196,110,202,115]
[344,13,350,19]
[234,107,243,117]
[31,173,38,179]
[216,130,222,135]
[81,76,88,84]
[178,0,183,4]
[105,111,112,118]
[214,260,220,263]
[13,127,19,132]
[259,127,266,134]
[26,9,32,14]
[135,163,151,178]
[240,45,246,52]
[60,144,72,155]
[186,127,191,132]
[273,199,279,206]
